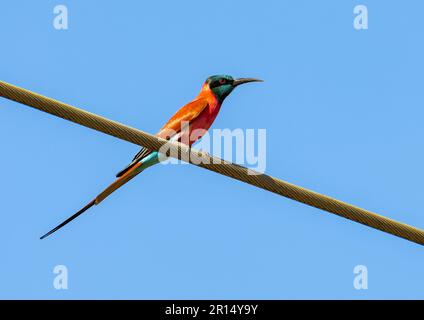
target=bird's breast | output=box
[188,99,221,144]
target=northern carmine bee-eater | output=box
[40,75,262,239]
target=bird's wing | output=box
[115,148,151,177]
[116,98,209,178]
[157,97,209,136]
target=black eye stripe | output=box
[210,81,219,88]
[210,78,231,88]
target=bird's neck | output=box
[200,83,229,104]
[199,84,221,107]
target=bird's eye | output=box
[219,78,227,84]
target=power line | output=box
[1,80,423,246]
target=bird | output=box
[40,75,262,239]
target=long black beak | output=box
[233,78,263,87]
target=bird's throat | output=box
[210,84,234,103]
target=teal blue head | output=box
[206,75,263,103]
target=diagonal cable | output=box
[1,80,423,246]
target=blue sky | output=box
[1,0,423,299]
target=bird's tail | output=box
[40,162,143,239]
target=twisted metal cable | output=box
[1,80,423,246]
